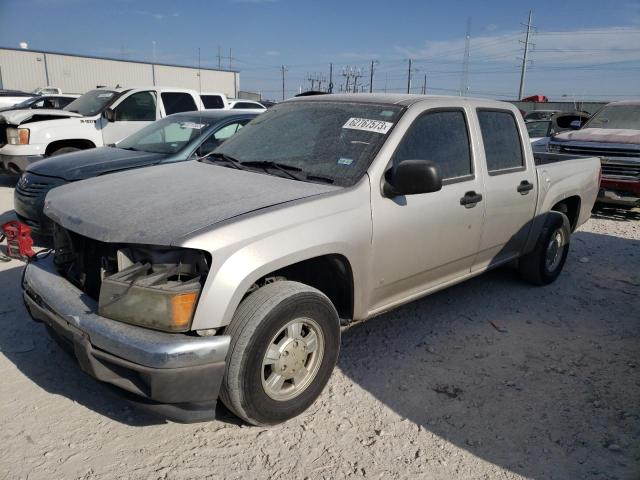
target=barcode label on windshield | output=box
[343,118,393,134]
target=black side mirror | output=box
[383,159,443,197]
[103,108,115,122]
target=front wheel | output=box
[519,211,571,285]
[220,281,340,426]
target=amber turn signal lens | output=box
[18,128,29,145]
[170,292,198,329]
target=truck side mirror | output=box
[103,108,116,122]
[383,159,442,197]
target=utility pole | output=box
[518,10,534,100]
[352,68,363,93]
[280,65,287,101]
[406,59,412,94]
[328,63,333,93]
[422,74,427,94]
[228,48,233,70]
[369,60,378,93]
[217,46,222,69]
[460,17,471,96]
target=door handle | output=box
[517,180,534,194]
[460,191,483,207]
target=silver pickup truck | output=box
[22,94,600,425]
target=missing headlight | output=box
[98,247,209,332]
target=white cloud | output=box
[395,26,640,66]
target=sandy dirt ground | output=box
[0,173,638,480]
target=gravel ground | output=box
[0,173,638,480]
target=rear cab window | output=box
[392,109,473,184]
[476,109,525,175]
[162,92,198,115]
[201,95,226,109]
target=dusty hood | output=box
[44,161,340,245]
[554,128,640,145]
[28,146,168,181]
[0,108,82,125]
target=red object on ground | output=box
[521,95,548,103]
[1,221,36,259]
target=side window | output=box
[477,110,524,173]
[233,102,261,109]
[392,110,472,181]
[31,99,46,109]
[58,97,75,108]
[201,95,225,109]
[162,92,198,115]
[197,122,246,156]
[115,91,157,121]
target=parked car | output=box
[0,94,79,113]
[548,100,640,207]
[31,86,63,95]
[227,99,267,112]
[0,86,214,174]
[524,109,562,121]
[22,94,600,425]
[14,110,256,235]
[527,111,591,152]
[0,89,34,109]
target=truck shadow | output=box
[0,262,164,426]
[337,230,640,480]
[591,204,640,222]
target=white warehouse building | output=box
[0,47,239,98]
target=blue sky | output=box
[1,0,639,101]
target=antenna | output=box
[460,17,471,96]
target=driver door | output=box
[101,91,159,145]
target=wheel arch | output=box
[45,139,96,156]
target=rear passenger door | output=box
[370,108,486,311]
[472,109,537,270]
[161,92,199,115]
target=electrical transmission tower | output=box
[307,72,327,91]
[518,10,535,100]
[460,17,471,96]
[342,66,363,93]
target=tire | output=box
[50,147,81,156]
[519,211,571,285]
[220,281,340,426]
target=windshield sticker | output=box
[343,117,393,134]
[337,157,353,166]
[180,122,206,130]
[98,93,114,98]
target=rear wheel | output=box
[519,211,571,285]
[220,281,340,425]
[50,146,81,156]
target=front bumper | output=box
[22,257,230,421]
[0,153,43,174]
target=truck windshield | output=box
[63,89,120,116]
[117,115,214,154]
[584,104,640,130]
[213,101,404,186]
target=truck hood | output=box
[27,146,169,181]
[0,108,82,125]
[44,161,341,245]
[554,128,640,145]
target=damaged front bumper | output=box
[22,257,230,422]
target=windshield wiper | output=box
[120,146,140,151]
[240,160,303,181]
[199,152,246,170]
[305,174,335,184]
